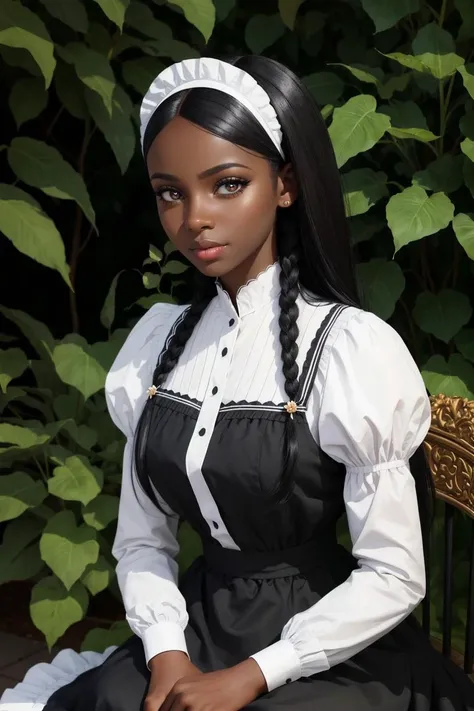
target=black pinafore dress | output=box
[44,305,474,711]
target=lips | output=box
[192,240,225,250]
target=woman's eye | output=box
[215,179,249,196]
[156,188,182,203]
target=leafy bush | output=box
[0,0,473,651]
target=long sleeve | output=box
[250,309,432,691]
[105,302,190,665]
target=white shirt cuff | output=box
[143,621,189,667]
[250,639,302,692]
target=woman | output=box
[5,55,474,711]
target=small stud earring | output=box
[283,200,291,207]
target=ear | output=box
[276,163,298,209]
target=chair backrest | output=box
[423,394,474,674]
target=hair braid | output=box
[134,274,216,508]
[274,250,300,501]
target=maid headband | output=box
[140,57,285,158]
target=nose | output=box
[184,195,215,233]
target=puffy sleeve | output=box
[250,309,432,692]
[106,302,190,666]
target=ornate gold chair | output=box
[423,394,474,675]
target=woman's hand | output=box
[159,659,267,711]
[144,651,202,711]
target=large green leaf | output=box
[422,354,474,399]
[455,329,474,363]
[0,422,50,455]
[458,64,474,100]
[342,168,388,216]
[48,455,103,506]
[245,14,286,54]
[386,186,454,252]
[412,23,464,79]
[54,61,88,119]
[0,347,28,392]
[40,511,99,589]
[9,77,47,129]
[85,85,135,174]
[465,156,474,198]
[125,2,173,42]
[455,0,474,41]
[378,73,411,100]
[59,42,115,116]
[101,271,124,330]
[39,0,88,33]
[412,154,465,194]
[122,57,165,94]
[0,472,47,522]
[8,138,96,228]
[0,184,72,288]
[63,421,98,450]
[460,110,474,161]
[167,0,216,42]
[92,0,130,29]
[81,620,132,653]
[328,94,390,168]
[52,342,107,400]
[452,213,474,260]
[278,0,304,29]
[302,72,344,106]
[0,516,43,585]
[331,63,384,86]
[413,289,472,343]
[0,0,56,88]
[361,0,419,32]
[350,214,385,245]
[357,259,405,319]
[82,555,114,595]
[83,494,119,531]
[383,51,425,74]
[30,575,88,648]
[0,306,55,361]
[379,100,438,142]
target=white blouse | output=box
[0,263,432,708]
[107,263,431,692]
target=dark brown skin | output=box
[143,117,297,709]
[146,115,296,301]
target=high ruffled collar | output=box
[216,262,281,318]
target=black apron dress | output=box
[44,305,474,711]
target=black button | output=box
[199,428,206,436]
[212,386,218,395]
[212,521,219,529]
[221,347,228,357]
[229,318,235,327]
[286,678,291,684]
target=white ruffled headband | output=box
[140,57,285,158]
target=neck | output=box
[219,234,277,306]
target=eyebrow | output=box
[150,162,252,182]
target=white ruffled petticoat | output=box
[0,647,115,710]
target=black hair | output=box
[137,56,433,541]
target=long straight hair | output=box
[137,55,433,542]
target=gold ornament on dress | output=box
[284,400,298,418]
[147,385,158,399]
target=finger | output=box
[159,688,174,711]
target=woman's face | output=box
[146,115,294,288]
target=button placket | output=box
[184,320,239,549]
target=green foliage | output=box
[1,0,473,656]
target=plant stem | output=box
[438,0,448,26]
[33,456,49,485]
[45,106,65,139]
